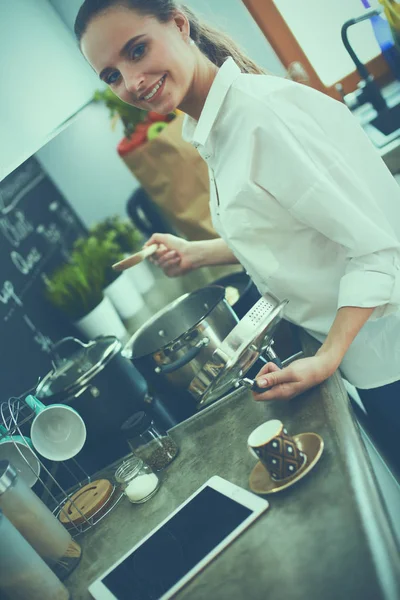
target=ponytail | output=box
[181,5,266,74]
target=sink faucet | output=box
[341,8,388,113]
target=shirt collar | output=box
[182,57,241,148]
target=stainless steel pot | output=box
[123,286,239,393]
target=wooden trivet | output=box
[59,479,114,527]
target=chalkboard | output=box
[0,157,87,401]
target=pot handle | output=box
[263,345,283,369]
[237,345,282,393]
[155,338,210,375]
[236,377,271,395]
[50,336,91,369]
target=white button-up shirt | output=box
[182,58,400,389]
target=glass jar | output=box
[121,411,179,472]
[115,456,160,504]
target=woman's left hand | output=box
[252,354,338,402]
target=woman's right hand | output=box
[144,233,200,277]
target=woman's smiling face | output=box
[81,6,195,114]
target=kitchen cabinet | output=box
[0,0,100,182]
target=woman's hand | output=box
[144,234,239,276]
[252,354,338,402]
[252,306,375,402]
[144,233,200,277]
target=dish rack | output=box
[0,392,124,537]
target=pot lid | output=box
[36,336,121,399]
[125,286,228,359]
[189,298,288,408]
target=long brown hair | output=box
[74,0,266,74]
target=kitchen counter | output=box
[351,80,400,175]
[381,136,400,175]
[65,331,400,600]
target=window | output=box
[243,0,392,95]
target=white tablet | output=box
[89,475,269,600]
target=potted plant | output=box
[90,216,155,293]
[44,251,127,342]
[73,234,145,320]
[90,216,143,253]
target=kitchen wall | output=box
[0,0,99,181]
[36,105,136,228]
[35,0,285,229]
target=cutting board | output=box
[59,479,114,527]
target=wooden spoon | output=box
[112,243,159,271]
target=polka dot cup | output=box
[247,420,307,481]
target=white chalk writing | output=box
[36,223,62,244]
[11,247,42,275]
[0,281,23,307]
[59,208,76,226]
[0,211,34,247]
[34,331,53,354]
[23,315,53,353]
[0,160,43,215]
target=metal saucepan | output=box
[124,286,289,409]
[123,286,239,393]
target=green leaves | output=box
[72,235,124,289]
[93,88,147,138]
[89,215,144,253]
[44,262,103,321]
[45,216,144,320]
[44,235,125,320]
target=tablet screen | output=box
[101,486,252,599]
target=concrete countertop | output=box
[65,331,400,600]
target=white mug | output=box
[25,395,86,462]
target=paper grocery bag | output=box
[120,113,218,241]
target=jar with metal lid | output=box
[121,411,179,471]
[0,509,70,600]
[115,456,160,504]
[0,460,81,580]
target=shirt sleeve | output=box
[250,95,400,319]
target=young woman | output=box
[75,1,400,460]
